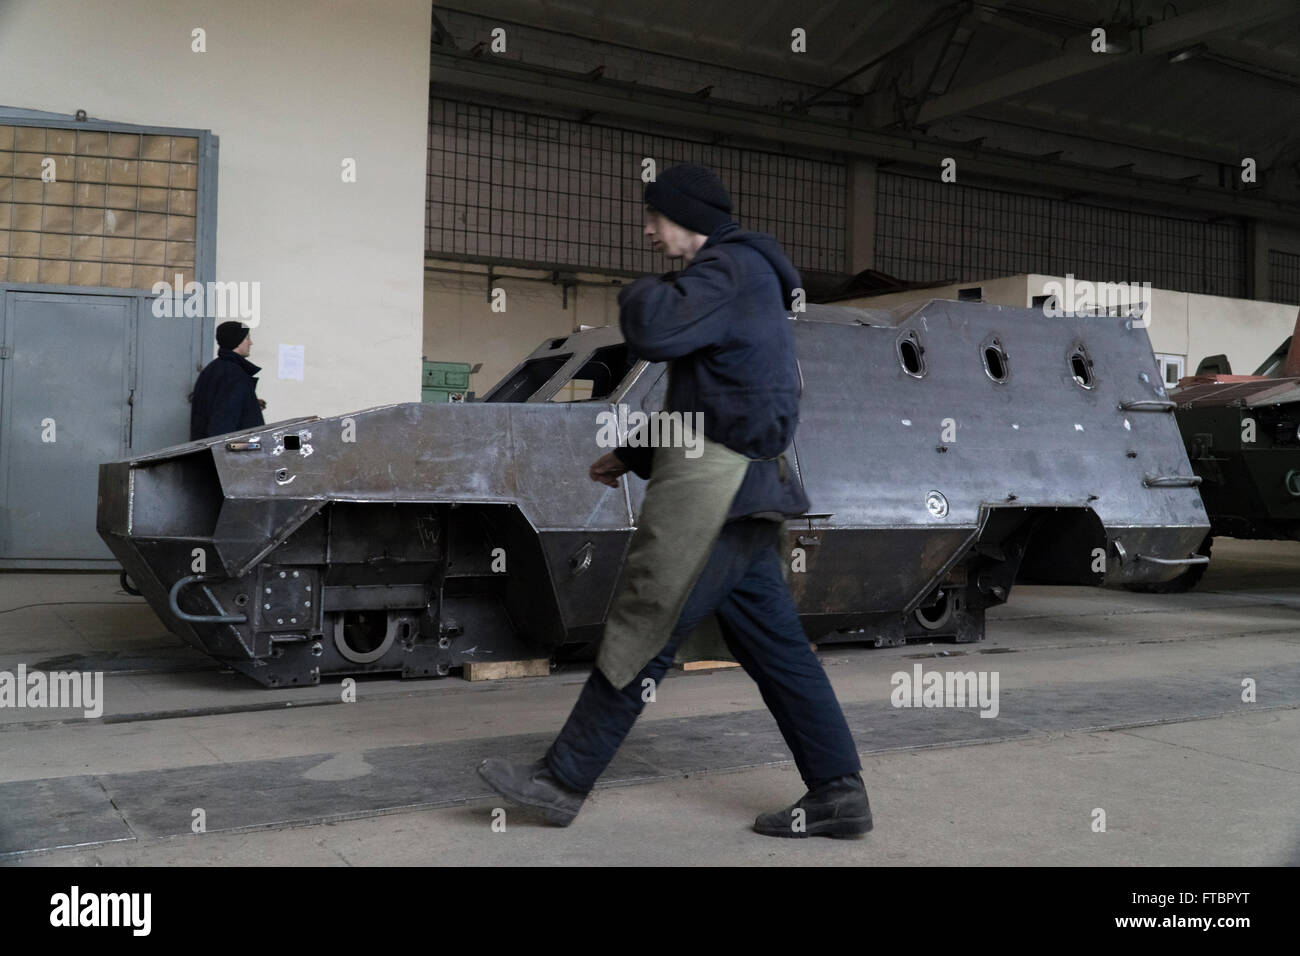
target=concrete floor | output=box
[2,538,1298,866]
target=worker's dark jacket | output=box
[190,349,265,440]
[614,221,811,520]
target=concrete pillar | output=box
[1246,220,1268,300]
[845,159,877,276]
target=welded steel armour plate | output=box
[98,300,1208,686]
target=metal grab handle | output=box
[168,574,248,623]
[1143,474,1202,488]
[1136,554,1211,566]
[1118,400,1176,412]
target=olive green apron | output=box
[596,436,751,690]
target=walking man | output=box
[478,164,870,838]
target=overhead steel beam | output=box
[1197,49,1300,90]
[972,5,1073,47]
[904,8,979,128]
[431,9,457,48]
[437,0,838,87]
[915,0,1297,125]
[728,0,842,60]
[823,3,904,75]
[428,49,1300,226]
[954,106,1252,169]
[1212,35,1300,77]
[805,3,972,110]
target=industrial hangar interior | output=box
[0,0,1298,885]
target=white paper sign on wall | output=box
[278,344,305,381]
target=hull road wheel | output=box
[1124,533,1213,594]
[914,589,953,631]
[120,570,142,596]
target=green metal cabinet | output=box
[421,359,472,403]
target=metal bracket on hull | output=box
[1143,474,1203,488]
[168,574,248,623]
[1118,400,1177,412]
[1136,554,1210,566]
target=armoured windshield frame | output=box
[480,327,655,404]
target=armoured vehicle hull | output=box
[1158,308,1300,590]
[98,300,1209,687]
[1175,376,1300,542]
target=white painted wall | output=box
[842,274,1299,376]
[852,275,1028,313]
[423,260,622,395]
[1186,293,1297,374]
[0,0,432,420]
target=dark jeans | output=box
[546,518,862,794]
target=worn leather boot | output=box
[753,773,873,838]
[477,757,586,827]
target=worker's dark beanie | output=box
[644,164,732,236]
[216,321,249,350]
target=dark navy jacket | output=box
[190,350,265,440]
[614,222,811,521]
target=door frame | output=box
[0,108,219,569]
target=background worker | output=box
[190,321,266,440]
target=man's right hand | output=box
[590,452,630,488]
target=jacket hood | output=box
[706,222,803,307]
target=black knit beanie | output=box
[216,321,249,350]
[644,164,733,236]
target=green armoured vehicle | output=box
[1150,309,1300,592]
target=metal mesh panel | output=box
[0,124,199,288]
[1269,249,1300,305]
[875,171,1246,297]
[426,99,845,274]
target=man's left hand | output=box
[590,452,630,488]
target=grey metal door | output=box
[0,293,133,561]
[132,298,202,455]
